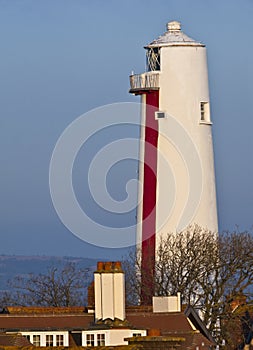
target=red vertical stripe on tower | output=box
[141,90,159,305]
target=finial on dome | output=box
[167,21,181,32]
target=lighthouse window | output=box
[146,48,160,71]
[155,111,166,119]
[200,102,210,123]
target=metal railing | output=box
[129,72,159,91]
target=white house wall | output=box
[20,331,69,347]
[82,329,147,347]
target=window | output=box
[133,333,142,337]
[46,334,53,346]
[33,335,40,347]
[155,111,166,119]
[56,334,64,346]
[200,102,210,123]
[97,333,105,346]
[24,335,30,342]
[146,48,160,71]
[86,334,94,347]
[200,102,205,121]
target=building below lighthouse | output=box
[129,21,218,304]
[0,261,216,349]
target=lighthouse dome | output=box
[145,21,204,48]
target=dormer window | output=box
[97,334,105,346]
[146,48,160,71]
[33,335,40,347]
[86,334,95,347]
[46,335,53,346]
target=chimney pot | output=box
[114,261,122,271]
[97,261,104,271]
[148,329,161,336]
[104,261,112,272]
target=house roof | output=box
[0,314,93,331]
[177,332,214,350]
[0,333,31,347]
[0,312,191,333]
[0,305,216,349]
[0,306,214,341]
[127,310,192,332]
[1,306,85,314]
[127,333,214,350]
[127,305,215,344]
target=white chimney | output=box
[94,261,125,322]
[152,293,181,313]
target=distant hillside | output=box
[0,255,98,291]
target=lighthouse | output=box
[129,21,218,304]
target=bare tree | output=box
[2,262,90,307]
[123,225,253,346]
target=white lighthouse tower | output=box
[129,21,218,304]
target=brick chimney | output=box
[94,261,125,322]
[87,281,95,308]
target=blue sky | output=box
[0,0,252,259]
